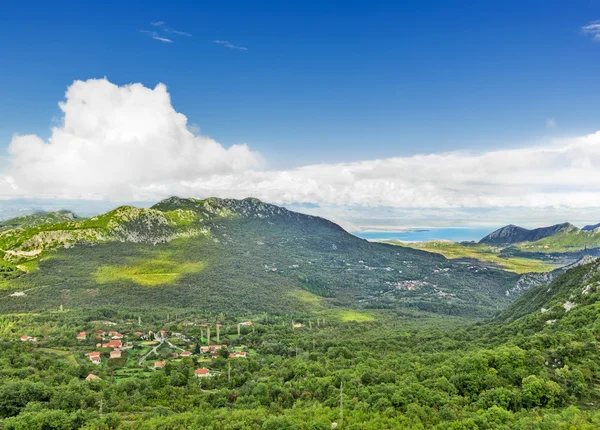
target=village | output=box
[20,319,257,383]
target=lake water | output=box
[352,227,498,243]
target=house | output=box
[110,333,123,339]
[104,321,116,326]
[240,321,253,326]
[86,374,100,381]
[159,330,167,337]
[293,323,304,328]
[154,361,166,369]
[171,353,179,358]
[229,351,248,358]
[180,350,192,357]
[134,331,143,337]
[110,350,121,359]
[20,335,35,342]
[76,332,87,340]
[194,368,211,377]
[200,344,227,354]
[108,340,122,349]
[89,352,101,365]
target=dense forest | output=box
[0,259,599,428]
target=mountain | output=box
[0,210,78,230]
[495,256,600,324]
[479,222,576,246]
[0,197,521,317]
[582,223,600,231]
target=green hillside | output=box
[511,229,600,254]
[389,240,559,273]
[1,261,600,428]
[0,197,521,318]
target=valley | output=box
[1,198,600,428]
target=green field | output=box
[388,240,559,273]
[94,256,205,286]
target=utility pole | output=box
[339,379,343,428]
[216,324,221,343]
[228,361,231,385]
[99,399,103,416]
[237,324,241,336]
[138,316,141,325]
[207,326,211,345]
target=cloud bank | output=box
[2,78,600,215]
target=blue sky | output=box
[1,0,600,228]
[2,0,599,166]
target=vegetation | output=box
[390,240,559,273]
[1,257,600,428]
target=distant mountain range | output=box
[479,222,577,246]
[479,222,600,255]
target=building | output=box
[76,332,87,340]
[110,350,121,359]
[20,335,35,342]
[110,333,123,339]
[89,352,101,365]
[134,331,143,337]
[86,374,100,381]
[154,361,166,369]
[180,351,192,357]
[229,351,248,358]
[194,368,211,377]
[108,339,122,349]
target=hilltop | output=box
[479,222,577,246]
[0,197,523,318]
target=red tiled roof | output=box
[195,368,210,375]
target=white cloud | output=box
[2,78,600,216]
[1,78,261,200]
[148,22,192,37]
[546,118,557,129]
[582,21,600,41]
[139,30,173,43]
[215,40,248,51]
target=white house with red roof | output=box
[154,361,166,369]
[110,350,121,359]
[89,352,101,365]
[76,332,87,340]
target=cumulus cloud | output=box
[1,78,261,200]
[2,78,600,213]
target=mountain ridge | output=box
[479,222,577,246]
[0,196,523,318]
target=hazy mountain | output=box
[582,223,600,231]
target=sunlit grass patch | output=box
[287,289,322,307]
[94,257,205,286]
[336,310,375,322]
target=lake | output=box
[352,227,498,243]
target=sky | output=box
[1,0,600,228]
